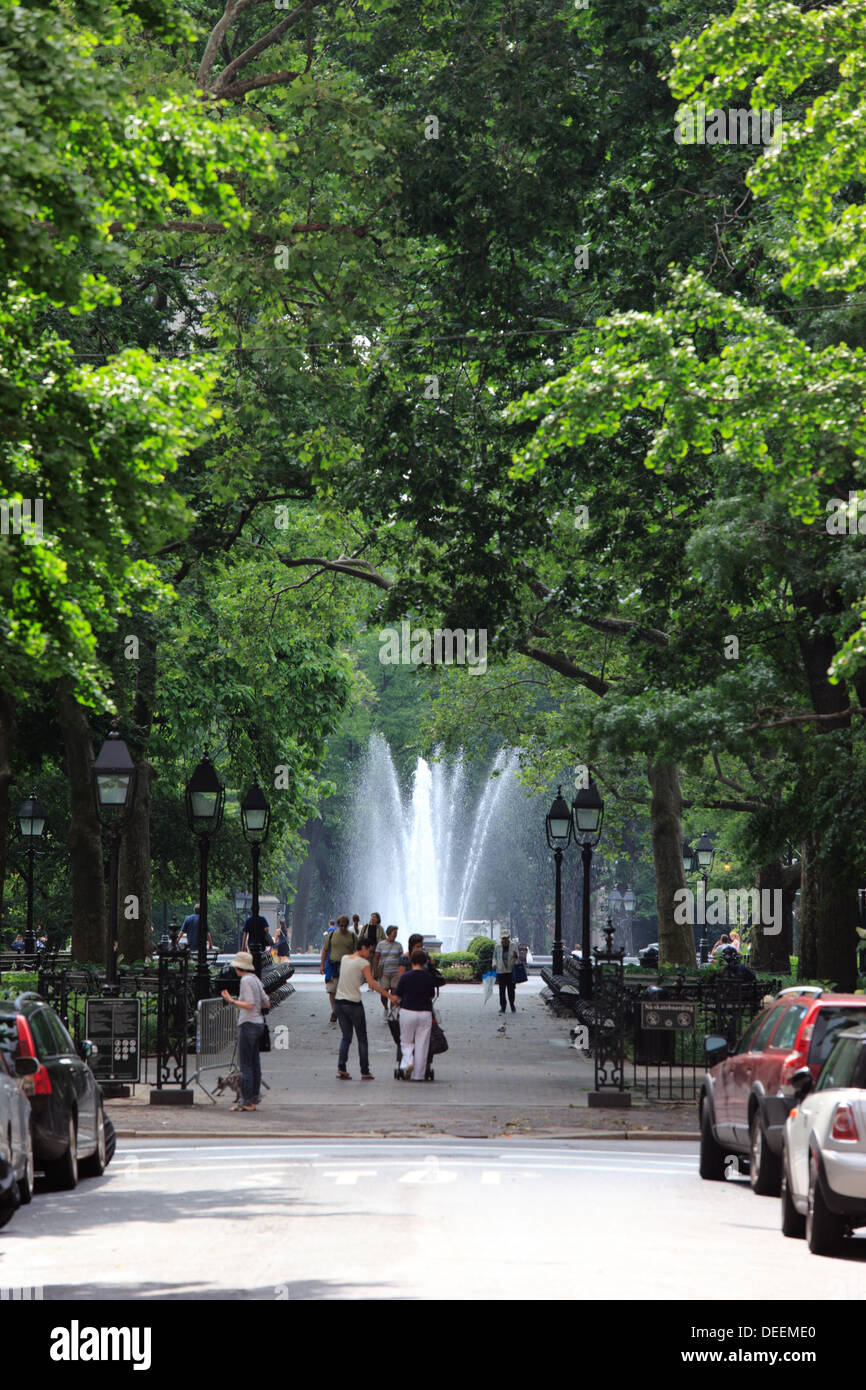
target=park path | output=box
[105,977,698,1138]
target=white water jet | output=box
[343,736,517,949]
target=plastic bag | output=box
[482,970,496,1003]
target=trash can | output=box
[633,986,676,1064]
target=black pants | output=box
[335,1000,369,1073]
[497,973,515,1009]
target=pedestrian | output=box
[220,951,269,1112]
[395,947,436,1081]
[358,911,385,961]
[320,915,357,1025]
[493,932,520,1013]
[182,903,213,953]
[275,920,291,959]
[373,925,402,1013]
[397,933,425,978]
[710,932,732,960]
[242,908,272,962]
[9,931,25,954]
[334,941,394,1080]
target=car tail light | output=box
[831,1104,859,1142]
[15,1016,51,1096]
[780,1050,809,1084]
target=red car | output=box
[699,990,866,1194]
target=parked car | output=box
[0,993,108,1190]
[698,990,866,1195]
[0,1044,34,1214]
[780,1026,866,1254]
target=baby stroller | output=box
[387,1006,435,1081]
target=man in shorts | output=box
[373,926,402,1014]
[320,915,357,1025]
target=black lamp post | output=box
[17,793,47,955]
[185,747,225,1003]
[92,730,137,990]
[572,779,604,999]
[609,886,623,949]
[240,775,270,979]
[622,887,636,956]
[545,787,573,974]
[695,829,715,964]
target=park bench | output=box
[540,965,582,1013]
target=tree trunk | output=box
[56,681,106,964]
[119,760,155,963]
[0,692,14,928]
[749,860,798,975]
[291,817,321,950]
[648,760,694,966]
[799,834,858,990]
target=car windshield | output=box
[809,1007,866,1069]
[816,1035,866,1090]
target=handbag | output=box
[259,1022,271,1052]
[429,1016,448,1055]
[513,962,528,984]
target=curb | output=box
[114,1128,699,1142]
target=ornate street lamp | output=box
[241,775,271,978]
[622,887,636,956]
[185,747,225,1002]
[545,786,573,975]
[572,779,604,999]
[92,730,137,989]
[695,829,715,964]
[17,793,47,955]
[682,840,697,877]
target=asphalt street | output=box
[3,1138,865,1300]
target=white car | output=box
[780,1026,866,1254]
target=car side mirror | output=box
[705,1034,728,1060]
[79,1039,97,1059]
[789,1066,812,1098]
[14,1056,39,1077]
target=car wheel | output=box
[17,1124,34,1205]
[42,1115,78,1192]
[806,1156,844,1255]
[780,1151,805,1238]
[0,1180,19,1229]
[699,1100,727,1180]
[749,1112,782,1196]
[79,1102,106,1178]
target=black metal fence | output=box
[586,932,780,1100]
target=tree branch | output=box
[745,706,866,732]
[515,641,610,695]
[275,553,393,591]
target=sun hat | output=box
[231,951,255,972]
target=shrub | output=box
[466,936,492,956]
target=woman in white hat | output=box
[220,951,269,1111]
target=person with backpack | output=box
[320,915,357,1025]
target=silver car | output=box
[0,1046,34,1226]
[780,1026,866,1254]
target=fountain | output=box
[342,735,518,949]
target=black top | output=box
[395,969,436,1013]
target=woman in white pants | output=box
[394,947,436,1080]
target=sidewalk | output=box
[107,978,699,1140]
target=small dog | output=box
[213,1069,271,1102]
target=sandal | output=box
[361,1073,375,1081]
[337,1071,352,1080]
[229,1104,242,1112]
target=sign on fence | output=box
[640,1001,696,1031]
[84,997,141,1083]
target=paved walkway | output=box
[107,978,699,1139]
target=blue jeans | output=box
[335,1000,369,1074]
[238,1022,264,1104]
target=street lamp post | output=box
[240,776,271,979]
[572,779,604,999]
[92,730,137,991]
[545,787,573,975]
[622,887,637,956]
[185,748,225,1004]
[17,793,47,956]
[695,829,715,964]
[608,886,623,950]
